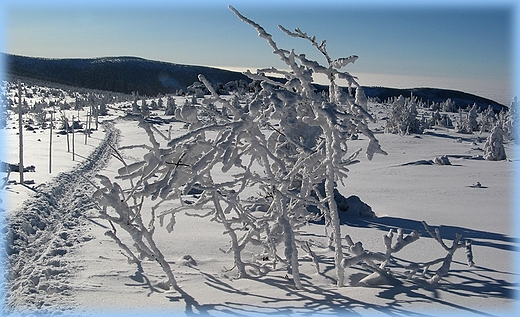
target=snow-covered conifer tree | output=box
[164,97,176,116]
[441,98,455,113]
[456,104,478,134]
[131,92,140,114]
[385,95,423,134]
[510,97,518,141]
[480,106,496,133]
[99,100,108,116]
[468,103,479,131]
[141,99,150,118]
[483,124,506,160]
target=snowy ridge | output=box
[3,53,251,96]
[4,122,119,314]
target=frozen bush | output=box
[91,6,475,293]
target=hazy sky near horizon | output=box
[0,0,517,104]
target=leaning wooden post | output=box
[17,81,24,185]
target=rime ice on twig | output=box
[93,6,474,293]
[420,221,474,285]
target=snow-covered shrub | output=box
[91,6,476,293]
[187,81,207,97]
[92,6,386,290]
[31,102,48,129]
[336,195,375,218]
[439,113,454,128]
[229,6,388,287]
[91,171,180,291]
[428,110,441,127]
[428,110,454,128]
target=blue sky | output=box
[0,0,517,105]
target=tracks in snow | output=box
[3,122,120,314]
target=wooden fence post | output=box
[49,110,54,173]
[72,115,75,161]
[17,81,24,185]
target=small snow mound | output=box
[177,254,197,266]
[154,281,172,291]
[337,195,376,218]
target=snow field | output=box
[1,84,517,316]
[71,102,517,316]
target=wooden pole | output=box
[88,105,92,137]
[84,108,90,144]
[48,110,53,173]
[72,115,75,161]
[95,103,99,130]
[17,81,24,185]
[65,117,70,152]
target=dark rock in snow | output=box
[310,191,376,224]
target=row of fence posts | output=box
[16,80,97,184]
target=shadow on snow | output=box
[343,216,517,252]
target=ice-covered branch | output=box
[229,5,291,67]
[92,176,179,289]
[421,221,474,284]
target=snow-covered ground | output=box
[1,87,518,317]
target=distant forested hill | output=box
[361,86,507,112]
[3,53,507,111]
[3,54,251,96]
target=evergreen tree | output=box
[484,125,506,160]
